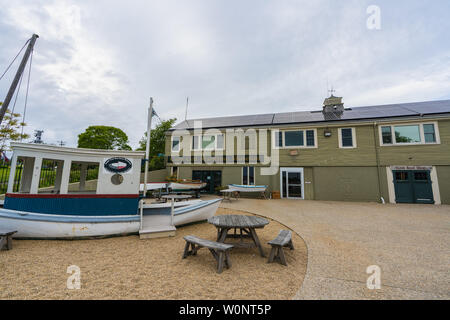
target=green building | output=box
[164,97,450,205]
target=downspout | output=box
[373,122,384,204]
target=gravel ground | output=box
[0,208,308,300]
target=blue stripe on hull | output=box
[4,196,140,216]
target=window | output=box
[382,126,392,144]
[395,125,420,143]
[192,136,200,150]
[423,124,436,143]
[191,134,224,150]
[306,130,315,146]
[273,129,316,148]
[171,136,180,152]
[202,135,215,150]
[414,172,428,181]
[216,134,224,149]
[275,132,282,147]
[339,128,356,148]
[395,172,408,181]
[380,123,439,145]
[243,166,255,185]
[285,131,303,147]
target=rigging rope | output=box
[21,48,33,140]
[0,66,24,151]
[0,39,30,82]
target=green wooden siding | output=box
[166,117,450,203]
[167,119,450,167]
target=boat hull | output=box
[228,184,267,192]
[0,199,222,238]
[0,209,139,239]
[170,182,207,190]
[174,199,221,226]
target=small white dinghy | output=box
[228,184,268,192]
[170,181,207,190]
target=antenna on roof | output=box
[328,86,336,97]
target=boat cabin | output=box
[4,143,145,216]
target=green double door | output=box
[192,170,222,194]
[393,170,434,204]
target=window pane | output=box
[306,130,315,146]
[382,126,392,144]
[275,131,282,147]
[243,167,248,185]
[423,124,436,143]
[249,167,254,185]
[395,172,408,181]
[202,135,215,149]
[414,172,428,181]
[394,125,420,143]
[192,136,199,149]
[216,134,224,149]
[285,131,304,146]
[172,137,180,151]
[341,128,353,147]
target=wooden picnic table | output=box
[208,215,269,257]
[0,229,17,251]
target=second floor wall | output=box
[165,118,450,167]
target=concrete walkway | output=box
[219,198,450,299]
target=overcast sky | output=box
[1,0,449,148]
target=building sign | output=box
[103,157,133,174]
[390,165,432,171]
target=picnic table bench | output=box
[0,229,17,251]
[267,230,294,266]
[183,235,234,274]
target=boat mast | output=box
[0,34,39,124]
[142,97,153,197]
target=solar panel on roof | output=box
[170,99,450,130]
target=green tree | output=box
[0,102,30,152]
[78,125,132,150]
[137,118,176,170]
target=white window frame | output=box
[242,166,256,185]
[272,129,318,149]
[379,122,440,146]
[191,133,225,151]
[338,127,357,149]
[171,136,181,153]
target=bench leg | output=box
[183,242,200,258]
[278,246,287,266]
[287,240,294,250]
[268,246,277,263]
[7,235,13,250]
[217,251,225,274]
[0,236,6,251]
[182,241,190,259]
[225,251,232,268]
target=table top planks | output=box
[208,215,269,229]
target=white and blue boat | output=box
[0,142,221,239]
[228,184,267,193]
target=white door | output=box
[280,168,304,199]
